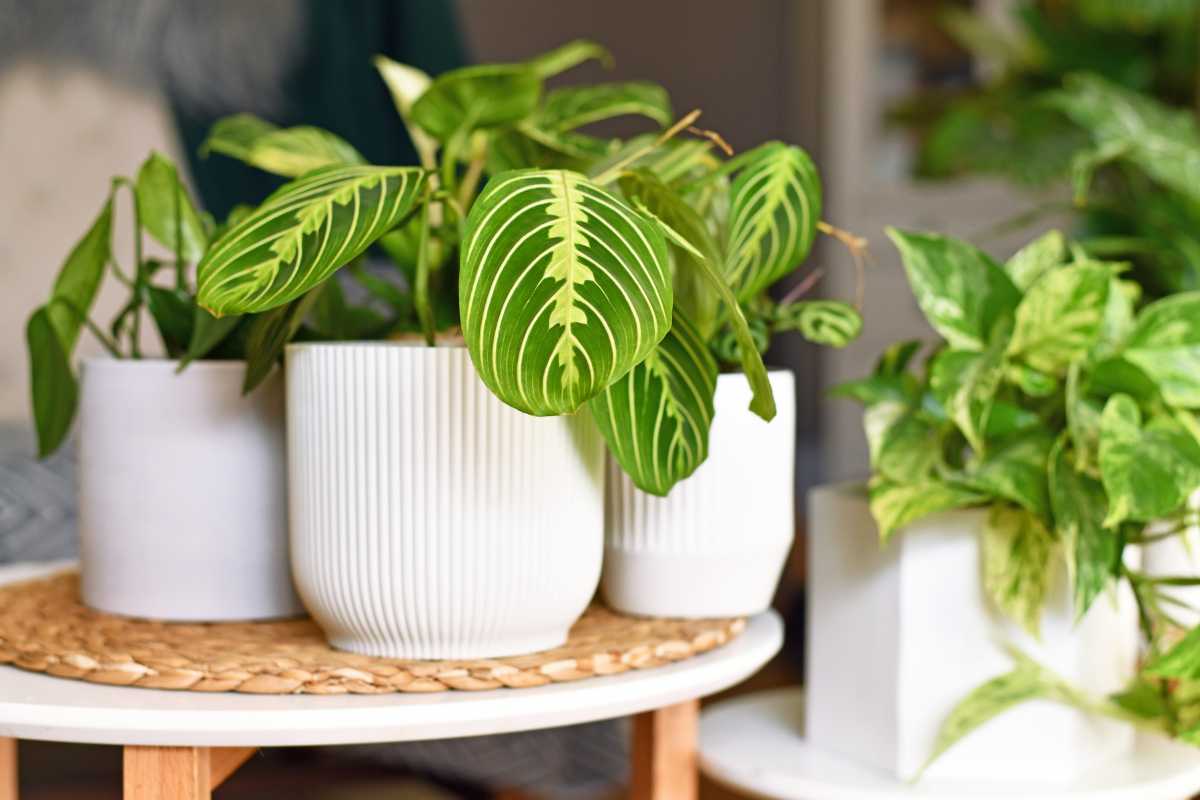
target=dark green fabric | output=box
[170,0,466,219]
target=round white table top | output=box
[699,688,1200,800]
[0,562,782,747]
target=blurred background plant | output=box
[894,0,1200,296]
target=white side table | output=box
[0,562,781,800]
[699,688,1200,800]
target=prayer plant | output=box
[25,152,267,458]
[838,226,1200,771]
[196,40,863,496]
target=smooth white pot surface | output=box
[807,483,1140,783]
[79,359,300,621]
[603,370,795,618]
[287,343,605,659]
[1142,490,1200,628]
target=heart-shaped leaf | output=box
[197,165,427,315]
[460,169,671,415]
[725,142,822,299]
[982,504,1055,636]
[1007,261,1111,375]
[589,311,717,496]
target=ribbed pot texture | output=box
[79,359,301,621]
[286,343,606,659]
[603,370,796,618]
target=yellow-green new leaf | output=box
[982,505,1056,636]
[202,113,364,177]
[589,311,717,496]
[725,142,821,299]
[197,165,426,315]
[526,39,612,78]
[460,169,672,415]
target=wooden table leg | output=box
[0,738,15,800]
[124,746,257,800]
[630,699,699,800]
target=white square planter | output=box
[806,483,1140,783]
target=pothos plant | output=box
[837,225,1200,771]
[25,152,269,458]
[194,39,864,496]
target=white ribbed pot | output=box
[79,359,301,621]
[286,342,606,659]
[602,370,795,618]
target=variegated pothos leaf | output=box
[589,311,718,496]
[197,165,426,315]
[725,142,821,299]
[460,169,672,415]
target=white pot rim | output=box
[718,367,793,379]
[286,340,467,354]
[81,357,247,371]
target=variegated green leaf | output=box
[775,300,862,347]
[526,39,612,78]
[982,505,1056,636]
[197,165,426,315]
[202,113,364,177]
[460,169,671,415]
[725,142,821,299]
[410,65,541,142]
[536,82,671,131]
[589,311,717,495]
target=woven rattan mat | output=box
[0,571,745,694]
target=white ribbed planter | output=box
[807,483,1139,783]
[602,370,795,618]
[286,343,605,659]
[79,359,301,621]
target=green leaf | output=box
[26,308,79,457]
[410,65,541,142]
[144,286,195,357]
[459,169,671,415]
[241,287,325,393]
[373,56,440,169]
[868,477,985,543]
[774,300,862,347]
[929,333,1007,454]
[134,152,208,262]
[1146,625,1200,680]
[44,199,113,353]
[982,505,1056,636]
[1007,363,1058,397]
[179,307,242,370]
[536,82,672,131]
[1110,677,1170,720]
[525,39,612,79]
[196,165,427,315]
[1099,394,1200,526]
[589,311,717,495]
[1123,292,1200,407]
[725,142,821,299]
[1066,363,1103,471]
[1007,262,1110,375]
[1050,437,1121,618]
[202,113,364,177]
[874,411,943,482]
[887,228,1021,351]
[1005,229,1067,291]
[920,655,1071,778]
[966,428,1055,519]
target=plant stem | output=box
[112,177,145,359]
[414,201,436,346]
[777,268,825,307]
[592,109,703,186]
[817,220,869,309]
[456,132,489,210]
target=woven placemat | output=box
[0,571,745,694]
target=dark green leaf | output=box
[144,286,195,357]
[410,65,542,141]
[45,199,113,353]
[965,428,1055,519]
[26,308,79,457]
[887,228,1021,351]
[178,307,242,370]
[241,287,325,393]
[134,152,208,262]
[1050,437,1121,618]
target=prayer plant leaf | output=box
[982,504,1056,636]
[775,300,863,348]
[203,113,365,177]
[526,39,612,79]
[887,228,1021,351]
[1123,292,1200,408]
[725,142,821,299]
[588,310,718,496]
[1098,394,1200,526]
[536,82,672,131]
[459,168,671,416]
[410,65,542,142]
[196,165,427,316]
[134,152,208,262]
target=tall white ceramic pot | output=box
[286,342,606,659]
[602,370,795,618]
[79,359,301,621]
[807,483,1139,783]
